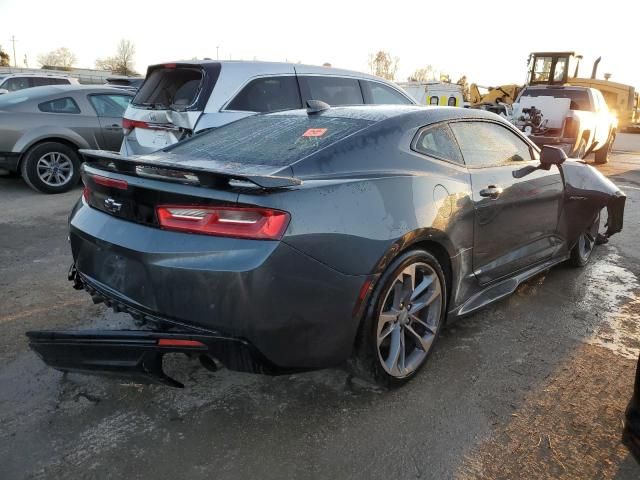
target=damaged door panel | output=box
[559,159,626,239]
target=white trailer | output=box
[397,81,464,107]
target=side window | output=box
[450,121,533,167]
[412,123,464,164]
[4,77,31,92]
[363,81,413,105]
[302,76,364,105]
[226,76,301,113]
[32,78,52,87]
[49,78,71,85]
[89,94,131,117]
[429,96,439,105]
[447,96,457,106]
[38,97,81,114]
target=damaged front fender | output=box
[560,160,626,237]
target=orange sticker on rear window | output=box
[302,128,327,137]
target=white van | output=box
[398,81,464,108]
[120,61,416,156]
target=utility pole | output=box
[9,35,17,67]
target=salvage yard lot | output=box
[1,135,640,479]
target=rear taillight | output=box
[91,174,128,190]
[82,185,90,202]
[156,205,290,240]
[122,118,151,133]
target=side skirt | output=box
[448,254,569,318]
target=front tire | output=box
[351,249,447,388]
[21,142,80,194]
[569,211,600,267]
[594,130,615,164]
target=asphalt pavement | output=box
[1,135,639,479]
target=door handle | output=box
[479,185,502,199]
[105,124,122,130]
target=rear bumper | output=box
[27,329,283,388]
[0,152,20,172]
[68,202,368,370]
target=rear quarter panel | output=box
[237,119,475,309]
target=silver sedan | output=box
[0,85,133,193]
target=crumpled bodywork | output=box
[560,159,626,237]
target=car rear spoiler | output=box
[27,329,281,388]
[79,149,303,190]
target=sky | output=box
[1,0,638,88]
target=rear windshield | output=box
[520,88,593,111]
[165,114,373,167]
[132,67,203,110]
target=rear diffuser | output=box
[27,329,274,387]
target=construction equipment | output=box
[471,51,639,132]
[469,83,521,115]
[527,51,639,131]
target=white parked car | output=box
[120,61,416,156]
[0,73,79,95]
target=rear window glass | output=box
[38,97,81,114]
[165,114,372,167]
[520,88,593,111]
[133,67,202,109]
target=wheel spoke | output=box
[377,321,396,346]
[409,314,437,335]
[411,274,434,301]
[405,324,433,352]
[384,326,402,373]
[410,283,441,314]
[391,281,404,309]
[399,328,406,373]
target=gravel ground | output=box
[0,134,639,479]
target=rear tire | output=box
[21,142,80,194]
[568,211,600,267]
[594,130,615,164]
[350,249,447,388]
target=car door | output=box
[449,120,564,285]
[88,94,132,151]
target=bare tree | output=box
[0,45,9,67]
[440,73,451,83]
[37,47,77,69]
[368,51,399,81]
[95,39,137,76]
[407,65,435,82]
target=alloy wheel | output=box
[376,262,443,378]
[36,152,74,187]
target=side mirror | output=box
[540,145,567,169]
[0,89,8,95]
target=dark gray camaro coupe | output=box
[28,104,626,387]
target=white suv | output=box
[0,73,79,94]
[120,61,416,156]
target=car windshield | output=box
[520,88,593,111]
[164,114,373,167]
